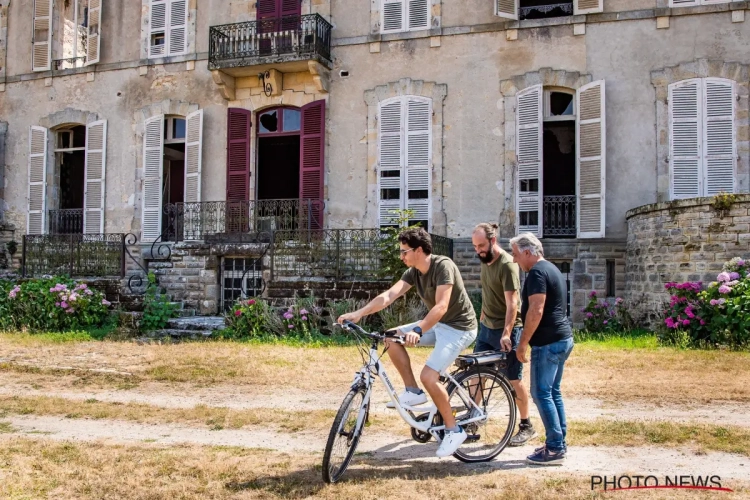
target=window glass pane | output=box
[380,170,400,178]
[408,190,428,199]
[58,131,71,149]
[72,126,86,148]
[550,92,574,116]
[283,109,301,131]
[151,33,165,47]
[259,110,278,133]
[381,188,400,200]
[520,179,539,192]
[173,119,186,139]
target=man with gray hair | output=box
[509,232,574,466]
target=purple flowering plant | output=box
[581,291,631,333]
[0,277,111,332]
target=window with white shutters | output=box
[669,78,736,200]
[381,0,429,33]
[516,85,543,237]
[32,0,53,71]
[149,0,188,58]
[86,0,103,66]
[576,80,606,239]
[84,120,107,234]
[141,116,165,241]
[378,96,432,229]
[28,127,49,234]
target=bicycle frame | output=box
[350,339,489,441]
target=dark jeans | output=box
[530,336,574,452]
[473,324,523,381]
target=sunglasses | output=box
[399,248,415,255]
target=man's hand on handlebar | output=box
[388,328,420,347]
[337,311,362,325]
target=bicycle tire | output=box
[446,367,517,463]
[321,385,368,483]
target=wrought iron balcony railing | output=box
[53,56,87,70]
[520,2,573,20]
[208,14,332,70]
[543,195,576,237]
[49,209,84,235]
[22,233,125,278]
[164,199,325,242]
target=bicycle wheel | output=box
[322,385,368,483]
[446,367,516,463]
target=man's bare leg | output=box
[420,366,457,428]
[385,341,418,388]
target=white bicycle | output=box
[322,320,518,484]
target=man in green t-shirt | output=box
[338,228,477,458]
[471,223,536,447]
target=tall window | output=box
[149,0,188,58]
[381,0,430,34]
[378,96,431,229]
[32,0,101,72]
[669,78,735,200]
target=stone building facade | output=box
[0,0,749,322]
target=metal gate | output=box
[220,257,265,311]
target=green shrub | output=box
[140,272,178,331]
[0,277,111,332]
[376,209,424,282]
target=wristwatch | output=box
[413,326,423,337]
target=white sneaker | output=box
[386,390,428,408]
[436,429,467,457]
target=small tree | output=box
[376,209,423,282]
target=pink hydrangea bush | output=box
[580,291,633,333]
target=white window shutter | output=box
[496,0,519,20]
[150,0,167,57]
[407,0,430,31]
[32,0,52,72]
[85,0,102,66]
[168,0,188,56]
[669,0,699,6]
[378,99,403,226]
[669,79,702,199]
[142,116,165,241]
[27,126,48,235]
[382,0,405,33]
[576,80,606,239]
[574,0,603,14]
[703,78,735,195]
[84,120,107,234]
[405,97,432,228]
[184,109,203,203]
[516,85,543,237]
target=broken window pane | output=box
[259,110,278,133]
[550,92,574,116]
[520,179,539,192]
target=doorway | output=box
[257,135,300,200]
[542,89,576,238]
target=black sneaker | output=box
[526,447,565,466]
[509,424,537,447]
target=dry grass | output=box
[0,395,333,433]
[2,395,750,457]
[0,437,747,500]
[2,334,750,403]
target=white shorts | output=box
[397,321,478,374]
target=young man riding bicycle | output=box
[337,228,478,457]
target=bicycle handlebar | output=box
[338,321,405,344]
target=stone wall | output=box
[452,237,627,324]
[625,195,750,324]
[0,222,18,271]
[157,242,221,315]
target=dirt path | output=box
[1,381,748,427]
[3,414,748,481]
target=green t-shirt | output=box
[401,255,478,332]
[480,250,522,330]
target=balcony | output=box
[209,14,332,77]
[164,199,325,242]
[543,195,576,238]
[49,209,83,235]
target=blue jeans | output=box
[530,336,574,453]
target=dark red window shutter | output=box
[226,108,251,233]
[300,100,325,229]
[256,0,278,19]
[281,0,300,16]
[227,108,251,201]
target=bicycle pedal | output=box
[465,434,481,443]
